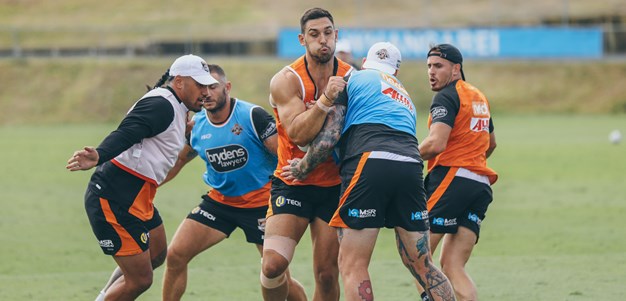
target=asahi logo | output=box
[205,144,248,172]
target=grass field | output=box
[1,58,626,126]
[0,114,625,300]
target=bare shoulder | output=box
[270,67,301,106]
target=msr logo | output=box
[468,212,482,225]
[432,217,457,226]
[411,210,429,221]
[347,208,377,218]
[99,240,114,248]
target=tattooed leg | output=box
[396,231,425,287]
[337,228,379,301]
[337,227,344,243]
[357,280,374,301]
[395,227,456,301]
[422,257,455,301]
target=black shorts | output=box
[268,176,340,223]
[426,166,493,239]
[329,152,429,231]
[187,194,268,245]
[84,188,163,256]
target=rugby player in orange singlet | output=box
[260,7,353,301]
[418,44,498,301]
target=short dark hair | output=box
[207,64,226,82]
[300,7,334,33]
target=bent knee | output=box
[151,248,167,269]
[262,254,289,278]
[402,252,434,270]
[441,263,467,279]
[127,272,154,293]
[165,247,191,269]
[138,276,154,291]
[455,291,477,301]
[314,267,339,288]
[451,283,477,301]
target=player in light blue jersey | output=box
[160,65,306,301]
[282,42,455,301]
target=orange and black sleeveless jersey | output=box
[426,79,498,184]
[272,56,353,187]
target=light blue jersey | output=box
[190,99,277,198]
[342,69,416,136]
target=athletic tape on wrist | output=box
[322,92,334,105]
[316,98,332,112]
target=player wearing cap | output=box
[418,44,498,301]
[261,7,352,301]
[281,42,456,301]
[66,54,216,301]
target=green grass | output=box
[1,114,625,300]
[1,58,626,127]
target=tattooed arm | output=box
[281,104,346,181]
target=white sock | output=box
[94,290,105,301]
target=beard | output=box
[309,48,334,64]
[205,88,228,113]
[311,52,333,64]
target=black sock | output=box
[421,291,430,301]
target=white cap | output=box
[169,54,218,85]
[361,42,401,75]
[336,39,352,53]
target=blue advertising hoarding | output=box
[277,27,603,59]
